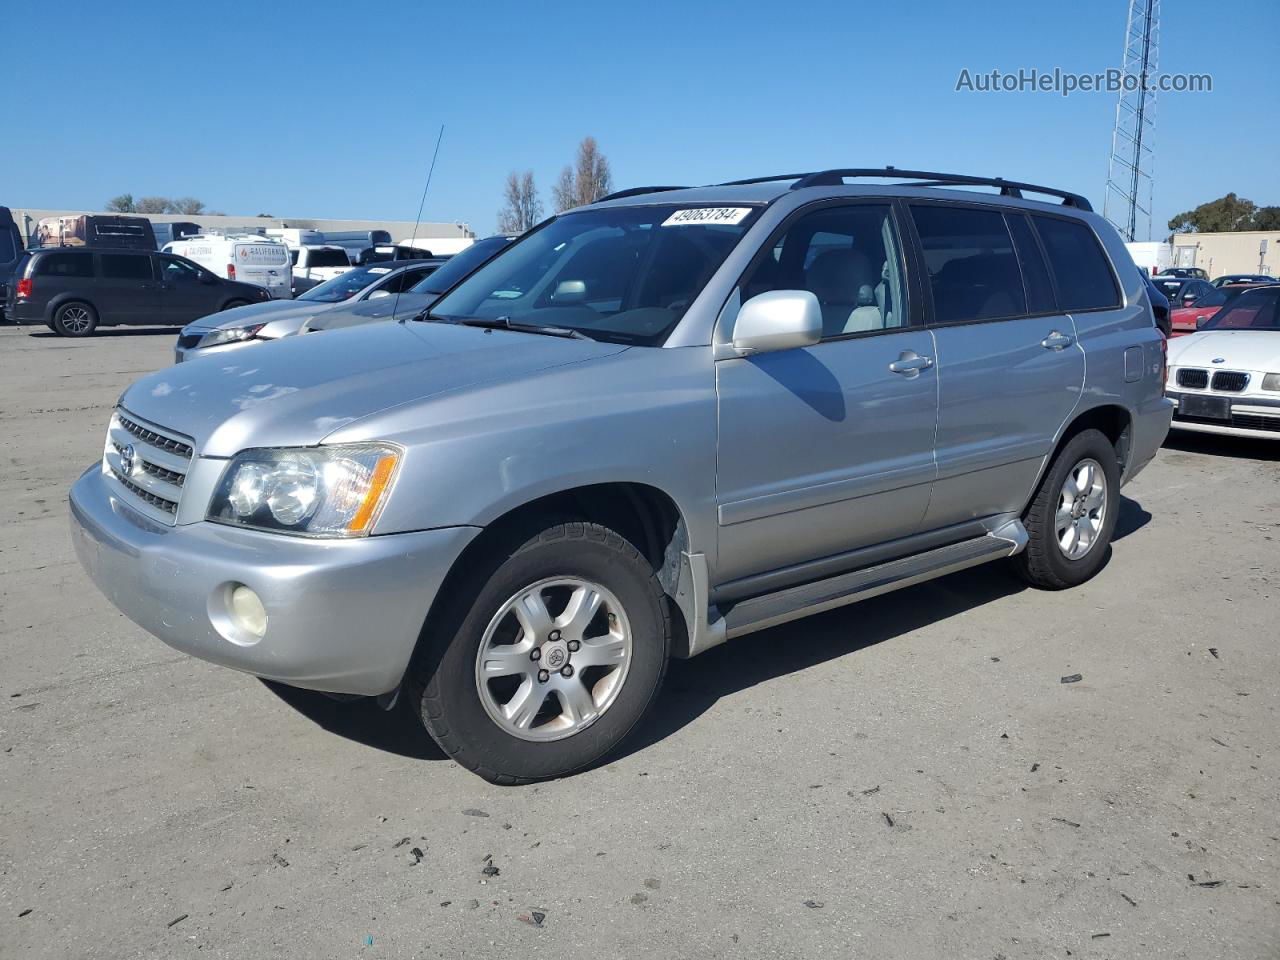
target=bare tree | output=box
[169,197,206,215]
[573,136,612,206]
[105,193,136,213]
[551,137,615,213]
[497,170,543,233]
[552,165,577,214]
[135,196,170,214]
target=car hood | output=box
[305,292,437,332]
[1167,329,1280,371]
[120,320,628,456]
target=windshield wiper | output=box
[456,316,590,340]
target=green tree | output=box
[1251,206,1280,230]
[105,193,136,213]
[1168,193,1258,233]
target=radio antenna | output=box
[396,123,445,323]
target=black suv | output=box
[6,247,272,337]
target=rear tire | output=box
[409,521,671,784]
[52,302,98,337]
[1013,428,1120,590]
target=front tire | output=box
[52,301,98,337]
[221,299,251,311]
[409,521,670,784]
[1013,428,1121,590]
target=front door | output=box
[156,254,222,324]
[714,202,939,586]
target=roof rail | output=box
[594,185,690,203]
[784,167,1093,211]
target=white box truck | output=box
[164,235,293,299]
[1125,241,1173,277]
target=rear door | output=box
[714,200,939,586]
[910,204,1085,530]
[156,254,223,324]
[95,252,160,324]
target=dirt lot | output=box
[1,322,1277,959]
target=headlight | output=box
[208,444,401,537]
[1263,373,1280,391]
[200,323,267,349]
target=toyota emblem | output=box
[119,444,136,476]
[546,648,566,669]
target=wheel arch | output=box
[1029,402,1134,506]
[406,481,692,686]
[45,293,97,324]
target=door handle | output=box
[888,351,934,376]
[1041,331,1074,350]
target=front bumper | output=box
[1165,390,1280,440]
[70,465,479,695]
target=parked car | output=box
[1140,269,1170,337]
[175,259,445,362]
[0,206,25,318]
[289,244,353,295]
[1158,266,1208,280]
[1153,276,1214,311]
[69,168,1171,782]
[6,247,270,336]
[1165,285,1280,437]
[356,243,437,265]
[1168,283,1261,336]
[304,235,516,334]
[1212,273,1277,288]
[164,234,293,300]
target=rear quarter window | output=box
[1032,217,1121,312]
[34,252,94,278]
[99,253,154,280]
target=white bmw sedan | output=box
[1166,285,1280,439]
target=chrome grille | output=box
[102,410,194,525]
[1176,368,1208,389]
[1211,370,1249,393]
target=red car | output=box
[1169,283,1270,336]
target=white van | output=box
[164,235,293,299]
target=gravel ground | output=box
[1,323,1277,959]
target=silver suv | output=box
[69,169,1173,783]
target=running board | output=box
[721,520,1028,640]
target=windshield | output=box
[1202,287,1280,331]
[298,265,393,302]
[409,236,513,295]
[429,205,761,345]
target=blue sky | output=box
[4,0,1276,239]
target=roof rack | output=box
[721,167,1092,211]
[595,185,690,203]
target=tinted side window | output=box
[910,205,1026,324]
[0,229,15,262]
[1032,216,1120,311]
[1006,214,1056,314]
[34,252,93,278]
[741,203,906,338]
[160,256,202,281]
[100,253,153,280]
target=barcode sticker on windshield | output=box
[662,207,752,227]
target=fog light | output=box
[229,585,267,639]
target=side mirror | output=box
[732,290,823,355]
[552,280,586,303]
[1182,294,1198,305]
[367,289,391,299]
[1195,315,1209,330]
